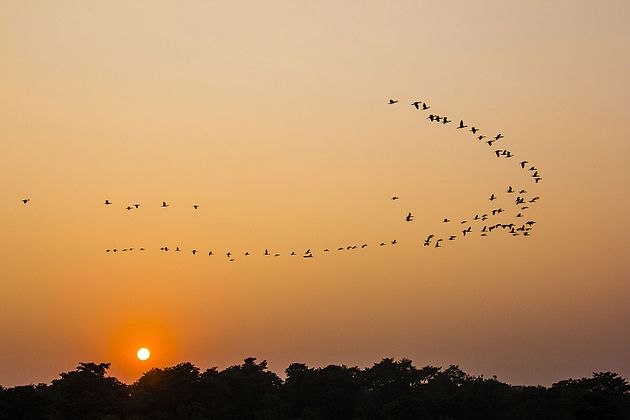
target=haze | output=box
[1,0,629,387]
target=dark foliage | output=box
[1,358,628,420]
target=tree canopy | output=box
[1,358,628,419]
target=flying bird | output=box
[412,101,421,109]
[405,212,413,222]
[457,120,468,129]
[193,205,200,209]
[470,127,479,134]
[105,200,112,205]
[388,99,398,104]
[520,161,529,168]
[22,198,30,204]
[162,201,169,208]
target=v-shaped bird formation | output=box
[19,97,542,263]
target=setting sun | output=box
[136,347,151,361]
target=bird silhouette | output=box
[507,186,514,193]
[193,205,200,209]
[494,134,504,140]
[489,194,496,201]
[192,250,197,255]
[391,239,397,245]
[486,139,496,146]
[442,117,451,124]
[208,251,213,256]
[477,135,486,141]
[22,199,30,204]
[449,235,456,241]
[105,200,112,205]
[162,201,169,208]
[391,196,399,200]
[226,252,231,258]
[443,218,450,223]
[405,212,413,222]
[134,204,140,208]
[457,120,468,129]
[470,127,479,134]
[520,161,529,168]
[422,102,430,110]
[388,99,398,104]
[412,101,421,109]
[264,249,270,256]
[435,239,443,248]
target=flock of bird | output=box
[18,98,542,262]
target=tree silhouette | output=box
[1,359,629,419]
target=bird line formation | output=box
[18,98,542,262]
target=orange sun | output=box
[136,347,151,361]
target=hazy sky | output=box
[1,0,629,387]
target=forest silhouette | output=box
[1,358,628,419]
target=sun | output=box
[136,347,151,361]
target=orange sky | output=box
[1,0,629,386]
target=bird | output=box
[291,251,296,255]
[422,102,430,110]
[324,248,330,252]
[105,200,112,205]
[477,135,486,141]
[264,249,270,256]
[126,206,133,210]
[435,239,443,248]
[192,250,197,255]
[427,114,436,121]
[380,242,386,246]
[534,177,542,183]
[489,194,496,201]
[495,149,503,158]
[443,218,450,223]
[529,197,540,203]
[208,251,213,256]
[193,204,200,209]
[457,120,468,129]
[442,117,451,124]
[244,251,250,256]
[412,101,421,109]
[391,239,397,245]
[391,196,399,200]
[303,254,313,258]
[226,252,231,258]
[470,127,479,134]
[405,212,413,222]
[507,186,514,193]
[494,134,504,140]
[361,244,368,248]
[388,99,398,104]
[449,235,456,241]
[175,247,181,252]
[486,139,496,146]
[133,204,140,208]
[162,201,169,208]
[520,161,529,168]
[22,198,30,204]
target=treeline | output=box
[1,358,628,419]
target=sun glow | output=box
[136,347,151,361]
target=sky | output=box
[1,0,629,387]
